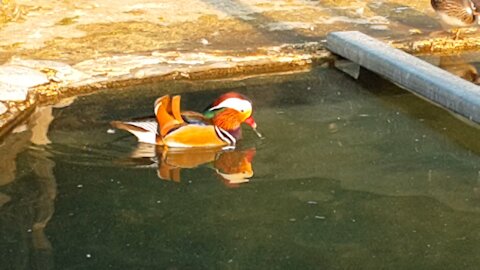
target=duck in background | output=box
[431,0,479,39]
[112,92,261,149]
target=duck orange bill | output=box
[245,116,262,138]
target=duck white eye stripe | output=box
[209,98,252,112]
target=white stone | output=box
[0,65,49,88]
[0,81,29,101]
[200,38,209,45]
[74,55,161,77]
[8,58,88,83]
[0,102,6,115]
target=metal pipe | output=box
[326,31,480,124]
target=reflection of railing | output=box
[127,143,256,187]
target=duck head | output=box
[204,92,261,138]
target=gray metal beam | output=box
[326,31,480,124]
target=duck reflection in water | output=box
[125,144,256,187]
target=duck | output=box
[431,0,479,39]
[111,92,261,148]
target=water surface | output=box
[2,67,480,269]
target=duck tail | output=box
[110,120,158,144]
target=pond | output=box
[1,67,480,269]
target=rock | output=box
[0,81,29,101]
[0,65,49,101]
[0,102,6,115]
[7,58,88,83]
[74,55,162,77]
[0,65,49,88]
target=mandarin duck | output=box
[431,0,479,39]
[111,92,261,148]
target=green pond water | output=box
[2,67,480,269]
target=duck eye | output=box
[240,109,245,112]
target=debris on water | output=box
[156,200,161,203]
[315,216,326,220]
[27,229,32,232]
[289,218,296,222]
[86,254,92,258]
[328,123,338,133]
[307,200,318,205]
[77,184,83,188]
[107,128,116,134]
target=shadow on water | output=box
[357,68,480,155]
